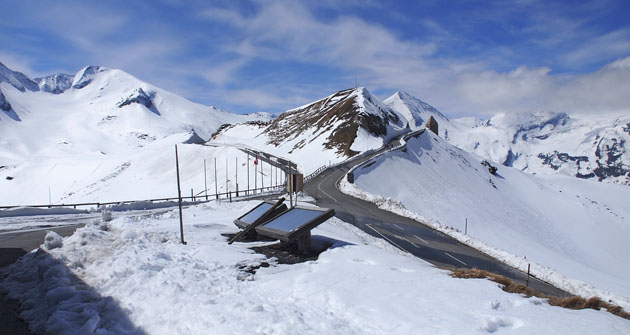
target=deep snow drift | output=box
[1,200,628,334]
[341,130,630,309]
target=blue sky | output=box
[1,0,629,117]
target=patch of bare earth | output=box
[450,268,630,320]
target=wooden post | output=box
[526,263,531,287]
[235,157,238,197]
[214,157,218,199]
[465,218,467,235]
[225,157,228,194]
[175,145,186,245]
[191,188,194,202]
[204,159,208,200]
[247,153,250,195]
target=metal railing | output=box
[0,184,287,210]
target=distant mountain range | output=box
[1,60,627,185]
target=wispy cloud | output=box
[0,0,628,118]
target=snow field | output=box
[2,200,629,334]
[0,139,286,207]
[340,130,630,310]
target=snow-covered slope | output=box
[342,130,630,309]
[448,111,630,185]
[0,61,270,205]
[2,200,628,334]
[210,87,407,174]
[384,90,451,136]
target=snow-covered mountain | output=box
[210,87,410,173]
[447,111,630,185]
[0,61,268,161]
[0,61,270,205]
[382,88,629,186]
[383,90,450,135]
[343,130,630,309]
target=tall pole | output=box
[175,145,186,244]
[255,160,258,192]
[225,157,228,194]
[214,157,218,199]
[204,159,208,200]
[235,157,238,197]
[247,153,250,195]
[261,160,264,189]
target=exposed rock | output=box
[35,73,74,94]
[481,160,498,175]
[263,88,403,157]
[117,88,160,115]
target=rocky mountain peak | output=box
[0,61,39,92]
[263,87,404,157]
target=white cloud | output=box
[447,57,630,117]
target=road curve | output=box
[304,135,569,298]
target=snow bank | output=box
[43,231,63,249]
[1,201,628,334]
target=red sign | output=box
[254,154,258,165]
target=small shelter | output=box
[426,116,439,135]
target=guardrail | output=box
[304,165,328,182]
[345,128,426,181]
[0,185,287,210]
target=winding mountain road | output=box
[304,133,569,297]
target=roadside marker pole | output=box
[235,157,238,197]
[527,263,531,287]
[465,218,468,235]
[175,145,186,245]
[214,157,218,199]
[225,157,228,194]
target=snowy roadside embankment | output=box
[2,200,628,334]
[339,130,630,312]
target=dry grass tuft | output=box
[450,268,629,320]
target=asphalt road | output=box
[0,224,85,335]
[304,138,570,298]
[0,224,84,268]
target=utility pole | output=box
[175,145,186,244]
